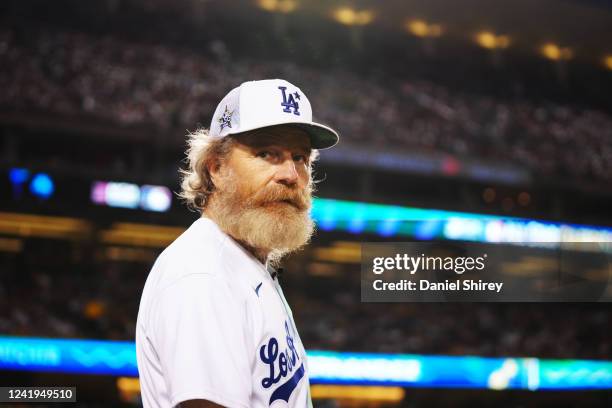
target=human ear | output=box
[206,157,222,189]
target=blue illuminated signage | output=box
[0,337,609,390]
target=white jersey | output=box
[136,217,312,408]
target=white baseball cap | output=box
[209,79,339,149]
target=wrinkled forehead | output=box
[233,126,312,152]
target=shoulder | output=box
[152,218,232,290]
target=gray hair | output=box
[178,128,235,211]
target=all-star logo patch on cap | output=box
[209,79,339,149]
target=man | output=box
[136,79,339,408]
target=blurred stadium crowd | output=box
[2,27,611,182]
[294,290,611,360]
[0,1,611,405]
[1,243,610,361]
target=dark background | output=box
[0,0,611,406]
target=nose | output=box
[274,157,299,186]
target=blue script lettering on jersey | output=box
[259,321,304,404]
[269,363,305,405]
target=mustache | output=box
[246,184,311,212]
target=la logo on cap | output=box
[278,86,301,116]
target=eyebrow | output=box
[252,143,310,152]
[239,136,311,152]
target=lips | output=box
[281,199,298,207]
[280,199,302,210]
[264,199,304,211]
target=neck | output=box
[238,241,269,265]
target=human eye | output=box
[256,150,272,159]
[293,154,307,163]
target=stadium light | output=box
[313,241,361,264]
[8,167,29,199]
[9,168,29,185]
[255,0,298,14]
[117,379,405,403]
[541,43,573,61]
[91,181,172,212]
[331,7,374,26]
[310,385,405,402]
[0,212,91,240]
[0,237,23,253]
[476,31,511,49]
[3,199,611,249]
[30,173,55,199]
[604,55,612,70]
[405,19,443,38]
[3,336,612,390]
[117,377,141,404]
[99,223,185,248]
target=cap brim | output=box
[293,122,339,149]
[229,121,339,149]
